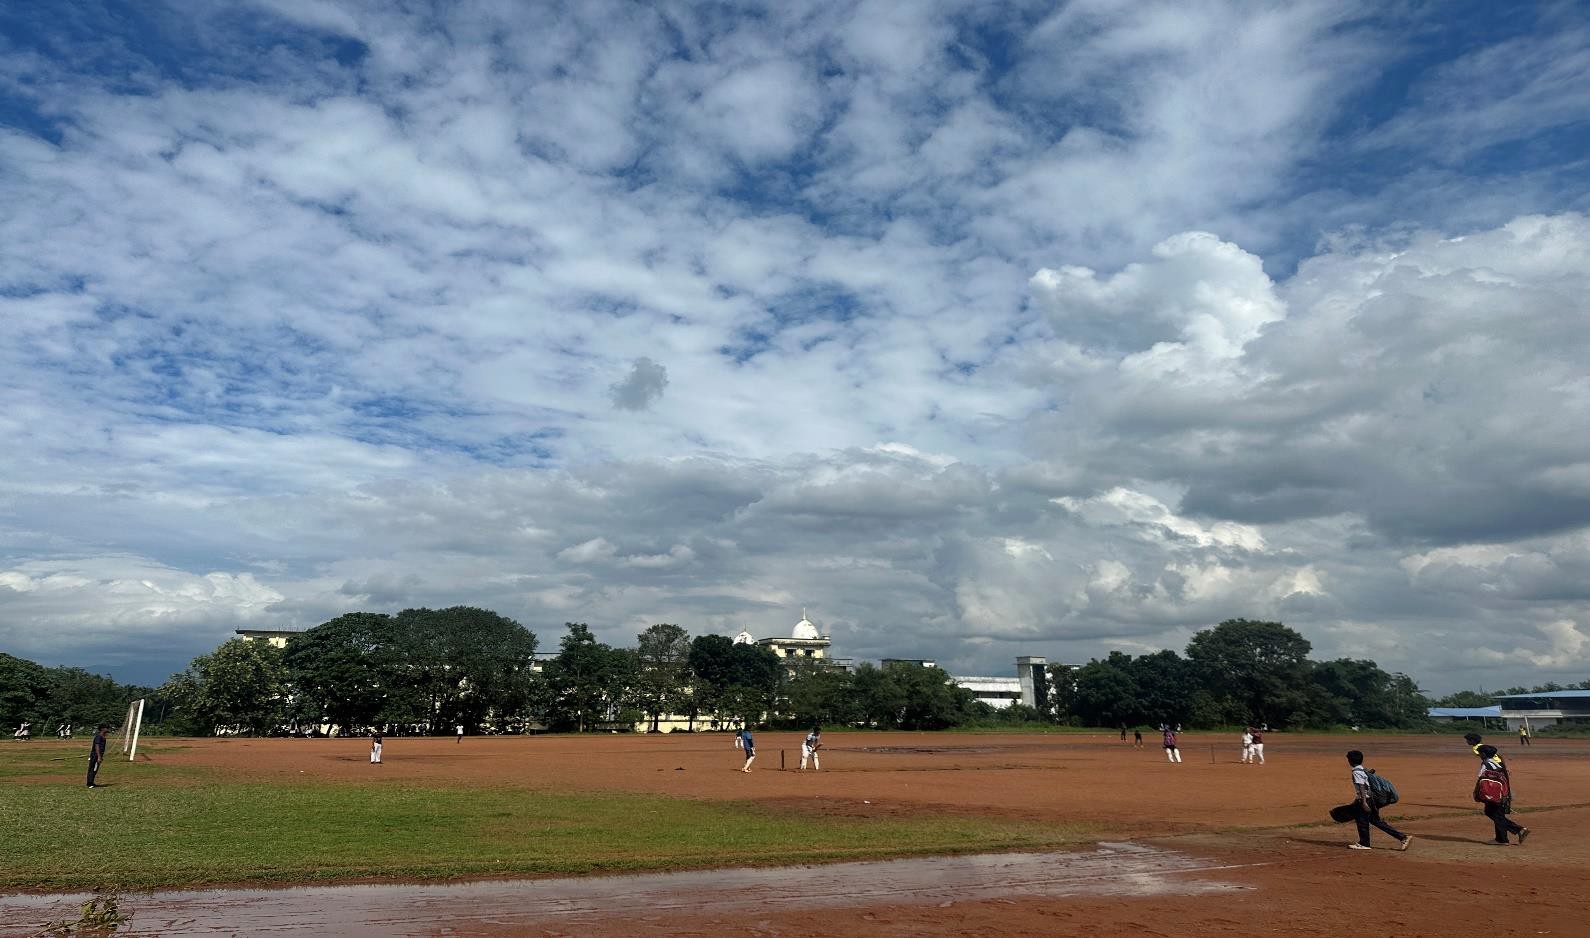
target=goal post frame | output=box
[122,698,145,761]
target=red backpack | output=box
[1474,764,1510,805]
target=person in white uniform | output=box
[800,728,822,770]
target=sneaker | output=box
[1517,828,1530,845]
[1399,836,1412,851]
[1492,840,1512,846]
[1348,843,1371,850]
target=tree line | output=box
[12,612,1534,738]
[1,652,150,735]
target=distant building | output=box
[752,610,832,662]
[882,658,938,669]
[953,656,1055,711]
[234,628,306,649]
[1493,690,1590,730]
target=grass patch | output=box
[1,781,1091,891]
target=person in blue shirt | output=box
[739,728,756,773]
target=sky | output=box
[2,0,1588,693]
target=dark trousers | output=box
[1519,735,1530,746]
[1484,802,1523,843]
[86,757,101,787]
[1355,803,1405,846]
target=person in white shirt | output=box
[800,728,822,770]
[1240,729,1253,763]
[1346,750,1409,851]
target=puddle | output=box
[0,843,1252,936]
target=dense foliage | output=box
[17,613,1553,737]
[0,651,148,735]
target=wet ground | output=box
[0,843,1246,936]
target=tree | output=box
[1125,650,1196,728]
[634,623,691,732]
[0,652,54,732]
[781,660,857,727]
[687,634,736,722]
[1070,654,1140,728]
[46,667,141,732]
[391,607,539,733]
[160,638,286,735]
[1185,619,1314,727]
[282,612,402,734]
[538,623,635,731]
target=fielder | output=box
[1163,725,1182,763]
[370,731,383,764]
[1250,728,1265,764]
[1241,728,1253,763]
[740,728,756,772]
[800,727,822,770]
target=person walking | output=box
[1120,724,1128,742]
[370,731,383,764]
[800,727,822,771]
[1250,727,1265,764]
[1464,731,1503,765]
[1517,724,1531,747]
[1343,750,1410,850]
[85,725,107,788]
[1240,728,1254,763]
[1474,744,1529,845]
[739,727,756,773]
[1133,728,1143,749]
[455,723,464,744]
[1162,725,1182,763]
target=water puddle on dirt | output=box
[0,843,1251,936]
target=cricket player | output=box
[740,728,756,772]
[1163,725,1182,763]
[800,727,822,770]
[370,732,383,764]
[1250,727,1265,764]
[1241,728,1253,763]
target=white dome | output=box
[792,614,820,641]
[732,629,755,645]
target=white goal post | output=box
[121,698,145,761]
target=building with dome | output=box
[752,609,832,663]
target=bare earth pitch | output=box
[4,731,1588,936]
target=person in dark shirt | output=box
[86,725,108,788]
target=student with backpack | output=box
[1474,744,1529,845]
[1344,750,1411,851]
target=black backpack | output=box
[1367,768,1399,808]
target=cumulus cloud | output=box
[0,2,1586,691]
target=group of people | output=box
[1240,726,1265,764]
[730,726,822,772]
[11,722,77,739]
[1341,730,1532,851]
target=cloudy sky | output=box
[2,1,1588,692]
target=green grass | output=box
[0,780,1091,891]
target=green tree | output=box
[1071,654,1140,728]
[634,623,692,732]
[781,660,857,727]
[687,634,736,722]
[160,638,286,735]
[282,612,402,734]
[0,652,54,733]
[1125,650,1196,728]
[1436,689,1497,708]
[1185,619,1314,727]
[539,623,635,731]
[851,662,907,728]
[391,607,539,733]
[46,667,140,732]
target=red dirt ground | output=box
[31,732,1590,935]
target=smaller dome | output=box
[792,611,820,641]
[732,629,755,645]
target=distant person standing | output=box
[1162,726,1182,763]
[1250,727,1265,764]
[370,732,383,765]
[1474,744,1529,845]
[85,725,107,788]
[455,723,464,744]
[1120,725,1128,742]
[1345,750,1411,851]
[740,728,756,772]
[733,726,744,751]
[1133,729,1143,749]
[800,727,822,771]
[1518,724,1531,746]
[1240,728,1254,763]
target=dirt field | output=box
[13,731,1590,936]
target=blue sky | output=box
[2,0,1589,691]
